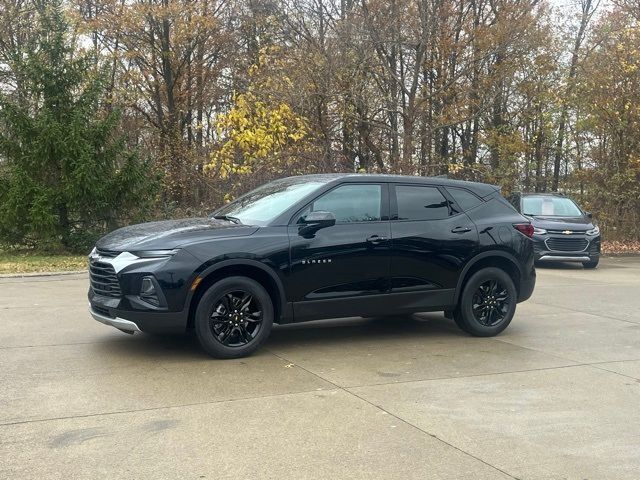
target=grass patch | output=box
[0,251,87,274]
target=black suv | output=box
[508,192,601,268]
[88,174,536,358]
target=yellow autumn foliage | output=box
[206,60,310,180]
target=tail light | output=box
[513,223,534,238]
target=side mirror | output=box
[586,212,593,219]
[298,211,336,236]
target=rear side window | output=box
[447,187,483,211]
[309,184,382,223]
[395,185,449,221]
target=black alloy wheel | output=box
[209,290,263,347]
[471,279,511,327]
[195,276,274,358]
[453,267,517,337]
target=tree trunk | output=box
[552,0,594,191]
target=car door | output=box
[389,183,479,309]
[288,182,392,321]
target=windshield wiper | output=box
[212,215,242,224]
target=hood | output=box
[528,215,593,231]
[95,218,258,251]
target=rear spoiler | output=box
[434,174,500,198]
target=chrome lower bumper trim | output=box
[538,255,591,262]
[90,307,141,333]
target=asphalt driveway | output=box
[1,257,639,479]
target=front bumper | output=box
[90,305,141,334]
[88,291,189,334]
[537,254,592,263]
[87,249,198,334]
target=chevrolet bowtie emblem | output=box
[562,230,573,235]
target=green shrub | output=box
[0,1,158,253]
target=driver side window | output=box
[299,184,382,223]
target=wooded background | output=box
[1,0,639,251]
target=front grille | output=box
[95,248,120,258]
[547,229,587,235]
[89,260,122,297]
[546,237,589,252]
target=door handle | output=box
[451,226,472,234]
[366,235,387,245]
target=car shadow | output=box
[92,313,464,360]
[535,262,586,270]
[266,314,466,350]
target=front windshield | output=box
[213,178,328,225]
[522,196,583,217]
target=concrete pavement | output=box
[1,257,639,479]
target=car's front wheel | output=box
[194,276,273,358]
[582,257,599,269]
[453,267,517,337]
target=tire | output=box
[194,276,274,359]
[582,257,599,269]
[453,267,517,337]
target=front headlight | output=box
[533,227,547,235]
[586,226,600,236]
[130,249,179,258]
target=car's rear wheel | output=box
[582,257,599,269]
[194,276,273,358]
[453,267,517,337]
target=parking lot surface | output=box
[1,257,639,479]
